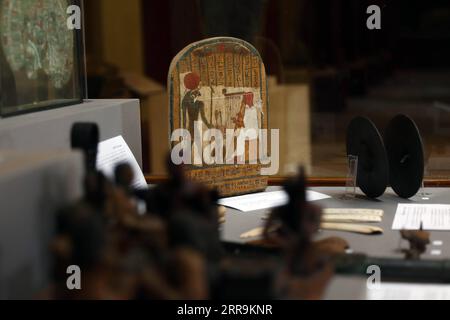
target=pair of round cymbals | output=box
[346,115,424,199]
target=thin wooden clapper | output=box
[240,223,383,239]
[244,208,384,238]
[320,223,383,235]
[322,208,383,223]
[262,208,383,223]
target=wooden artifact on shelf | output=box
[168,37,269,196]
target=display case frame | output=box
[145,175,450,188]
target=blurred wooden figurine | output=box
[259,168,348,299]
[401,230,430,260]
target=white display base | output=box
[0,99,142,299]
[0,150,84,299]
[0,99,143,168]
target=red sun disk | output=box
[184,72,201,90]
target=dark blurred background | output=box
[83,0,450,178]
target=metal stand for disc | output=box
[417,167,432,201]
[341,155,359,199]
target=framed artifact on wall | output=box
[0,0,86,117]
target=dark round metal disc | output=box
[347,117,389,198]
[385,115,424,199]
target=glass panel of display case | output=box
[0,0,86,117]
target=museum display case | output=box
[3,0,450,302]
[135,0,450,187]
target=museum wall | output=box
[84,0,144,75]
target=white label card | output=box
[96,135,148,190]
[367,282,450,300]
[219,190,331,212]
[392,204,450,230]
